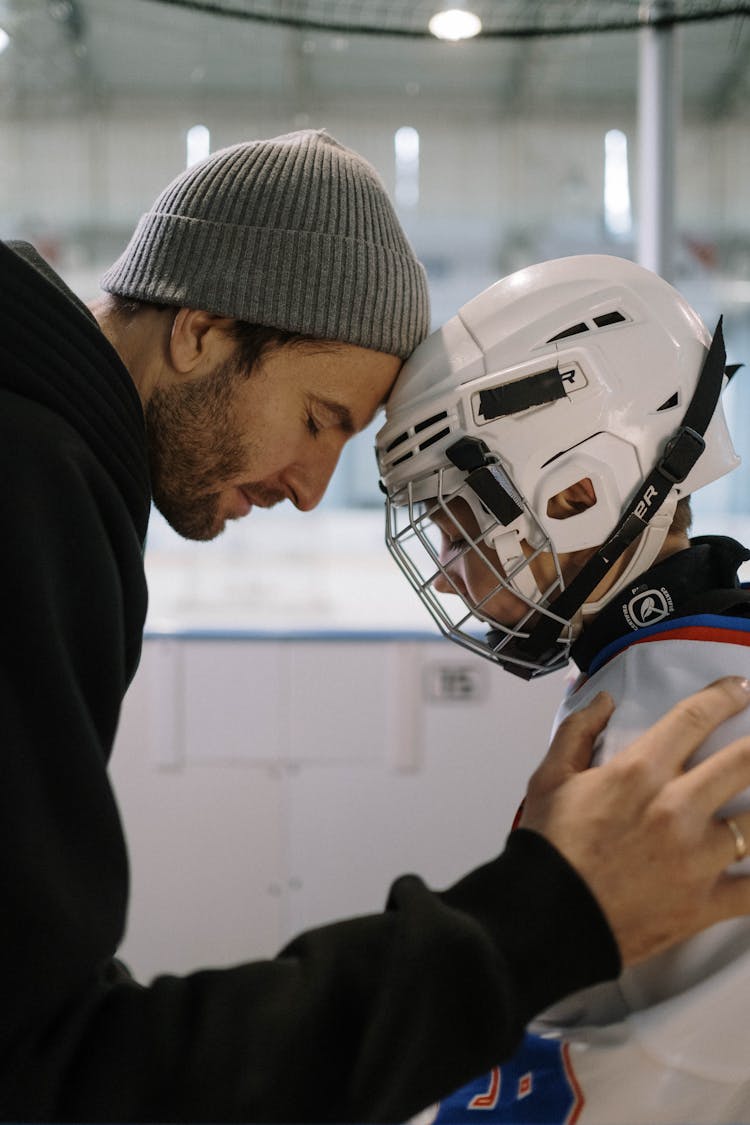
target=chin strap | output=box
[492,318,729,679]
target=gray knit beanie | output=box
[101,129,430,358]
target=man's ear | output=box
[547,477,597,520]
[168,308,236,375]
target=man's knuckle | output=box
[648,792,693,847]
[613,753,655,791]
[557,711,586,738]
[675,696,711,730]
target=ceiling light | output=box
[186,124,210,169]
[428,8,482,41]
[0,27,9,54]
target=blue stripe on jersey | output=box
[588,614,750,676]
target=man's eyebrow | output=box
[312,396,355,435]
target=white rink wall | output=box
[111,505,750,982]
[112,631,567,982]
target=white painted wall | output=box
[110,636,567,983]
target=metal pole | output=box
[637,2,680,282]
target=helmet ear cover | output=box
[530,434,643,554]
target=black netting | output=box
[146,0,750,38]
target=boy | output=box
[377,254,750,1123]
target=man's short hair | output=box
[104,293,314,374]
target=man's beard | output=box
[144,356,249,541]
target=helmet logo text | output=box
[633,484,659,521]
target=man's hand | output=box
[520,676,750,966]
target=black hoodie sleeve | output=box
[0,374,619,1122]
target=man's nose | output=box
[287,446,343,512]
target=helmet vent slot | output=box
[547,321,589,342]
[657,392,680,412]
[387,411,449,454]
[386,431,408,453]
[593,310,627,328]
[415,410,448,434]
[418,427,451,451]
[546,309,628,344]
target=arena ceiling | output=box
[0,0,748,117]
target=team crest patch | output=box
[623,586,673,630]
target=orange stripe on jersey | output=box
[581,622,750,686]
[562,1041,585,1125]
[629,625,750,649]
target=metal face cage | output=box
[384,468,575,677]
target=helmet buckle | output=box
[659,426,706,485]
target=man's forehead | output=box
[321,352,401,429]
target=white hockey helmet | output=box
[376,255,739,678]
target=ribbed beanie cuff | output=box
[101,130,430,359]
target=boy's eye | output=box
[306,413,321,437]
[440,528,466,553]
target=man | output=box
[2,133,750,1124]
[377,253,750,1122]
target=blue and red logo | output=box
[432,1032,583,1124]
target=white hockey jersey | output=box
[416,557,750,1124]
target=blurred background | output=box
[3,0,750,632]
[4,0,750,975]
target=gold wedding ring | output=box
[724,816,748,864]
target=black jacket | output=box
[0,240,618,1123]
